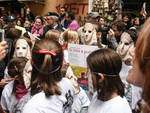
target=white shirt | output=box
[53,24,58,30]
[120,62,142,108]
[88,92,132,113]
[72,87,90,113]
[1,80,18,113]
[23,78,75,113]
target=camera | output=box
[100,23,112,33]
[99,23,112,45]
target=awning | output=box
[0,0,44,2]
[0,0,14,2]
[17,0,44,4]
[17,0,34,1]
[17,0,44,1]
[0,0,33,1]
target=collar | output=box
[53,24,58,29]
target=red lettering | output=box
[56,4,61,13]
[81,3,88,14]
[56,3,88,15]
[70,3,79,14]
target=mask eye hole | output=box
[23,47,26,49]
[83,29,86,33]
[16,47,20,50]
[88,31,92,33]
[125,43,129,45]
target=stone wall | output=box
[27,0,88,19]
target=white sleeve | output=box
[22,100,41,113]
[72,87,90,113]
[1,88,8,111]
[79,87,90,107]
[22,103,40,113]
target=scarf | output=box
[15,83,27,101]
[31,24,44,35]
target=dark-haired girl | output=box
[87,48,131,113]
[1,57,28,113]
[22,38,75,113]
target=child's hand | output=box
[0,78,14,87]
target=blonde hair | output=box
[62,29,79,45]
[45,29,61,42]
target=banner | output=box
[68,44,99,90]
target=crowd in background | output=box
[0,4,149,113]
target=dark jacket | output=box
[40,25,64,39]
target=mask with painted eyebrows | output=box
[14,39,31,60]
[117,32,134,64]
[82,23,97,45]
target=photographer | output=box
[107,20,125,50]
[100,23,111,46]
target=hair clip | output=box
[39,50,56,56]
[14,66,19,73]
[14,66,20,75]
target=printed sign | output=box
[68,44,99,90]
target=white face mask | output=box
[117,32,134,62]
[83,23,94,42]
[14,39,31,59]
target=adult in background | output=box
[25,7,34,23]
[24,20,31,32]
[99,16,106,28]
[122,14,131,30]
[59,7,69,29]
[66,11,79,31]
[107,20,126,50]
[40,12,64,39]
[16,18,24,27]
[0,16,8,29]
[31,16,44,37]
[87,12,100,23]
[6,15,17,29]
